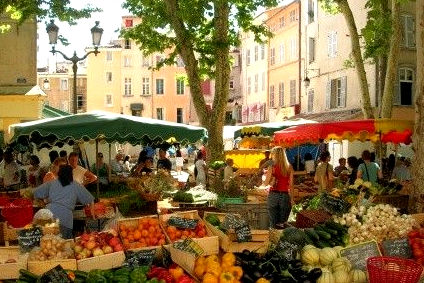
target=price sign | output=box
[18,227,43,253]
[39,265,71,283]
[168,216,198,229]
[277,240,300,261]
[124,248,157,268]
[235,225,252,243]
[340,241,381,271]
[381,238,412,258]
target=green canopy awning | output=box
[42,105,70,118]
[234,119,317,139]
[9,111,208,147]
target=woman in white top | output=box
[195,151,207,185]
[175,150,184,175]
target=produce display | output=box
[333,203,415,243]
[119,217,166,250]
[28,235,74,261]
[74,231,123,260]
[164,220,208,241]
[194,253,244,283]
[303,221,349,248]
[408,228,424,265]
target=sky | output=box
[37,0,127,68]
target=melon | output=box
[333,270,352,283]
[331,257,352,273]
[317,269,335,283]
[301,246,320,266]
[320,247,338,266]
[350,269,367,283]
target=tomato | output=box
[413,249,424,258]
[419,228,424,238]
[417,257,424,266]
[409,230,420,238]
[412,242,421,251]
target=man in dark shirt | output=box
[157,149,172,171]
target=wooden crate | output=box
[160,210,219,256]
[0,246,27,279]
[412,213,424,226]
[169,246,198,280]
[77,251,125,272]
[203,212,269,253]
[2,222,21,246]
[117,215,167,251]
[28,259,77,275]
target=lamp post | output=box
[46,20,103,114]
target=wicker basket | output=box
[367,256,423,283]
[77,251,125,272]
[295,209,332,228]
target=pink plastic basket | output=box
[1,198,33,228]
[367,256,423,283]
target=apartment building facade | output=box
[300,0,416,121]
[267,1,301,122]
[86,16,193,124]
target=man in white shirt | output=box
[0,149,20,190]
[224,158,235,182]
[68,152,97,186]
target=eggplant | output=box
[241,273,255,283]
[253,271,263,280]
[288,259,303,269]
[308,268,322,281]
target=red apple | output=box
[113,244,123,252]
[102,245,113,254]
[80,233,90,242]
[85,241,97,250]
[109,237,120,247]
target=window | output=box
[142,77,150,95]
[278,82,284,107]
[246,49,251,66]
[176,78,185,95]
[77,95,84,110]
[328,31,338,57]
[290,9,297,22]
[290,38,297,59]
[176,56,185,67]
[142,56,150,67]
[308,0,315,23]
[124,56,131,67]
[396,67,414,106]
[269,85,275,108]
[254,74,258,93]
[177,108,183,123]
[124,78,132,96]
[326,77,347,109]
[124,39,131,49]
[125,19,133,27]
[260,44,265,60]
[247,77,251,95]
[401,15,415,48]
[290,80,296,105]
[309,38,316,63]
[106,72,112,83]
[279,43,285,63]
[308,89,314,113]
[60,79,68,90]
[156,108,164,120]
[229,80,234,89]
[105,94,113,106]
[106,51,112,61]
[279,16,285,28]
[270,48,275,65]
[261,72,265,91]
[254,46,258,61]
[156,79,164,95]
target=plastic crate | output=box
[221,203,269,230]
[367,256,422,283]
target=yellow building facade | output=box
[86,16,193,124]
[0,14,45,144]
[267,1,301,122]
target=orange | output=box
[182,230,189,236]
[123,238,129,246]
[128,235,134,242]
[176,230,182,238]
[139,237,146,244]
[141,229,149,237]
[120,230,128,238]
[190,231,196,237]
[145,238,151,246]
[119,223,127,231]
[138,223,144,231]
[128,226,135,232]
[197,230,206,238]
[148,226,156,233]
[133,230,142,240]
[150,237,158,245]
[149,218,158,226]
[158,239,166,245]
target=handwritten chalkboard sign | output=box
[168,216,198,229]
[235,225,252,243]
[39,265,71,283]
[340,241,381,271]
[277,240,300,261]
[18,227,43,253]
[124,248,157,268]
[382,238,412,258]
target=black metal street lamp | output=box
[46,20,103,114]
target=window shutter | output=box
[393,69,401,105]
[340,76,347,107]
[326,80,331,109]
[334,32,338,56]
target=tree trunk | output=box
[380,1,402,118]
[163,0,229,161]
[336,0,374,118]
[377,55,387,113]
[411,1,424,213]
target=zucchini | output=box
[304,228,320,241]
[75,270,89,279]
[325,221,346,232]
[19,269,39,282]
[322,227,339,236]
[317,240,331,248]
[303,233,314,245]
[315,229,332,240]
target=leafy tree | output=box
[0,1,100,34]
[121,0,277,161]
[319,0,406,119]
